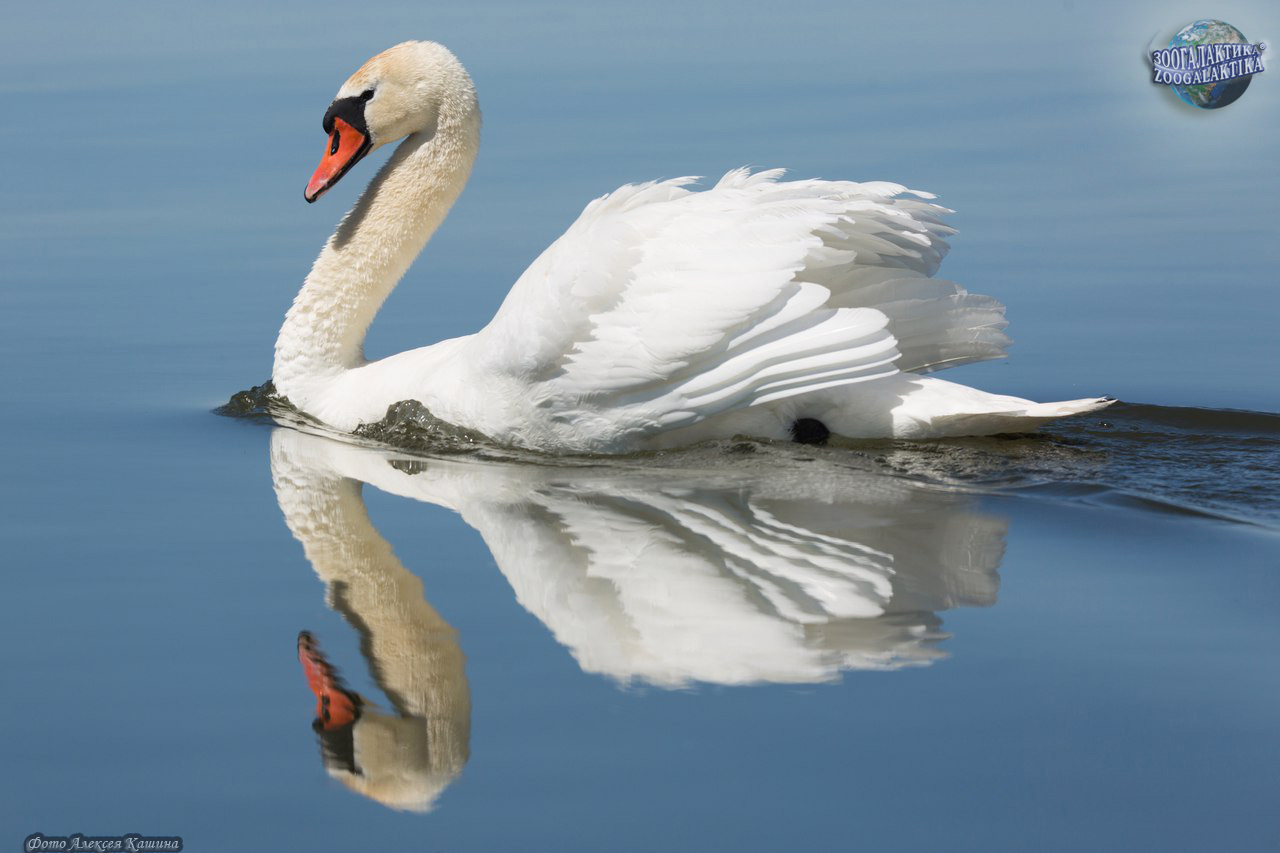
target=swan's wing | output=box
[468,169,1008,436]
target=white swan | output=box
[274,40,1111,452]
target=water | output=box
[4,0,1279,849]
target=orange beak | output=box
[304,117,372,203]
[298,631,361,729]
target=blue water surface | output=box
[3,0,1278,850]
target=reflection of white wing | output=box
[474,482,1003,686]
[273,428,1005,687]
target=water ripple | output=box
[218,386,1280,528]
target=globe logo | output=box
[1150,20,1266,109]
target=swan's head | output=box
[305,41,475,203]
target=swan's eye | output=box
[360,89,375,101]
[330,130,341,156]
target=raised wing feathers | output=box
[471,169,1008,436]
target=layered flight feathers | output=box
[470,169,1011,440]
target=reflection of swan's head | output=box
[305,40,476,202]
[298,631,461,813]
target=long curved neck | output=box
[273,89,480,402]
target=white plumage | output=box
[273,42,1110,453]
[271,427,1007,688]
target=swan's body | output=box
[274,41,1110,452]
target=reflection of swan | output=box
[272,433,470,812]
[272,41,1109,452]
[271,427,1007,688]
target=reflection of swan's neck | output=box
[273,85,480,401]
[271,440,470,810]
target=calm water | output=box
[5,0,1279,849]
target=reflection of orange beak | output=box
[304,117,371,203]
[298,631,361,729]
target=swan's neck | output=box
[273,91,480,403]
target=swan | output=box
[274,40,1111,452]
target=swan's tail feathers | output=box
[888,391,1115,438]
[1018,396,1115,418]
